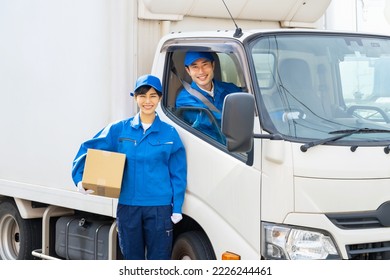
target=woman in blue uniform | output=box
[72,74,187,260]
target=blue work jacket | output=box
[72,113,187,213]
[175,79,241,142]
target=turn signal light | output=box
[222,251,241,260]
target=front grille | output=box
[327,202,390,259]
[327,215,381,229]
[347,241,390,260]
[327,201,390,229]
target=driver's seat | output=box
[277,58,327,118]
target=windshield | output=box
[249,32,390,146]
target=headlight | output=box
[263,223,340,260]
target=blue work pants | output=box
[116,204,173,260]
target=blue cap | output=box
[184,52,214,66]
[131,74,162,96]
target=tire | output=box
[171,231,216,260]
[0,199,42,260]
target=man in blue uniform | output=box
[175,51,241,143]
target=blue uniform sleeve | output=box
[175,88,208,124]
[71,124,115,186]
[168,128,187,213]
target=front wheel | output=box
[0,199,42,260]
[171,231,216,260]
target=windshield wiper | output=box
[300,128,390,152]
[328,128,390,134]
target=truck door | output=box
[159,43,261,260]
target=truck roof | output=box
[139,0,331,28]
[161,28,390,43]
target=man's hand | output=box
[282,111,306,122]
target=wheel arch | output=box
[14,197,47,219]
[177,194,261,260]
[0,197,42,259]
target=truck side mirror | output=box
[221,93,254,152]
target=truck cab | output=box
[155,29,390,260]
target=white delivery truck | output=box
[2,0,390,260]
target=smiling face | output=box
[185,58,215,91]
[135,87,161,123]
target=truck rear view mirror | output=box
[222,93,255,153]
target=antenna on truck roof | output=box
[221,0,243,38]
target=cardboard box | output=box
[82,149,126,198]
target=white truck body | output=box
[2,0,390,260]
